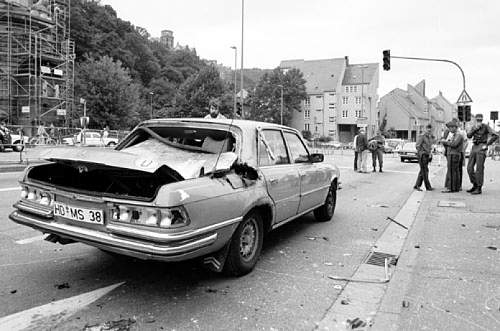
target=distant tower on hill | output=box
[160,30,174,49]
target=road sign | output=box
[457,90,472,104]
[491,111,498,121]
[56,109,66,116]
[21,106,30,113]
[80,116,89,128]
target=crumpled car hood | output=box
[38,139,237,180]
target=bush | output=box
[317,135,332,142]
[301,130,312,140]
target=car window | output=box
[283,132,309,163]
[258,130,290,166]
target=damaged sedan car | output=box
[10,119,340,276]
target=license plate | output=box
[53,202,104,225]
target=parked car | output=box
[398,142,422,162]
[10,119,340,276]
[0,127,26,152]
[62,130,118,147]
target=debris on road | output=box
[55,282,70,289]
[340,299,350,305]
[369,203,389,208]
[386,216,408,230]
[484,224,500,230]
[414,245,420,248]
[324,262,334,266]
[10,289,17,294]
[486,246,498,251]
[333,285,343,290]
[83,318,136,331]
[370,228,378,231]
[345,317,366,329]
[402,300,410,308]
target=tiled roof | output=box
[279,58,346,94]
[342,63,378,85]
[390,89,428,120]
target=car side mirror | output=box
[310,153,324,163]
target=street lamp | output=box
[230,46,237,117]
[277,84,284,125]
[149,92,154,119]
[240,0,245,119]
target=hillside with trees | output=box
[70,0,306,129]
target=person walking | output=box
[368,131,385,172]
[441,121,464,193]
[356,128,368,173]
[414,124,435,191]
[466,114,499,194]
[353,131,359,171]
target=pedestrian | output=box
[441,121,464,193]
[442,118,468,190]
[356,128,368,173]
[466,114,499,194]
[353,131,359,171]
[204,98,227,119]
[368,131,385,172]
[414,124,435,191]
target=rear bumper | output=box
[9,208,240,262]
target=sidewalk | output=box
[376,159,500,330]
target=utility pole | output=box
[149,91,154,119]
[277,84,284,125]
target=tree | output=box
[174,66,227,118]
[248,68,307,125]
[74,56,141,129]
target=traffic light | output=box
[464,105,471,122]
[458,105,472,122]
[383,50,390,71]
[236,102,242,116]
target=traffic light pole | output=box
[391,56,466,92]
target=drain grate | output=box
[365,252,398,267]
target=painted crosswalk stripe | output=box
[0,282,125,330]
[0,187,20,192]
[15,234,47,245]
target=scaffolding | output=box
[0,0,74,127]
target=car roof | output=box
[141,118,296,132]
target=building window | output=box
[342,110,348,118]
[342,96,348,105]
[329,116,335,122]
[304,109,310,119]
[355,97,361,104]
[345,86,349,93]
[355,110,362,118]
[353,86,358,93]
[316,95,323,99]
[329,93,335,97]
[304,97,310,107]
[304,123,310,131]
[328,130,336,136]
[329,103,336,110]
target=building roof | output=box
[279,58,346,94]
[341,63,378,85]
[389,89,428,120]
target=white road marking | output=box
[0,187,20,192]
[0,282,125,330]
[15,234,47,245]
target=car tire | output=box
[314,181,337,222]
[107,142,116,147]
[224,211,264,277]
[400,157,405,162]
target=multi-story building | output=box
[280,57,379,142]
[378,80,450,140]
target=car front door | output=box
[258,129,300,223]
[283,131,330,213]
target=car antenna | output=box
[210,112,238,178]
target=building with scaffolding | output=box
[0,0,74,128]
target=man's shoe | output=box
[413,186,422,191]
[471,188,482,195]
[427,187,434,191]
[379,168,383,173]
[372,168,376,172]
[441,189,453,193]
[466,187,476,193]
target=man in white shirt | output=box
[204,98,227,119]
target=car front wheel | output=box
[224,211,263,276]
[314,181,337,222]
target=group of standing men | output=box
[353,128,385,173]
[414,113,498,194]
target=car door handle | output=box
[270,179,279,185]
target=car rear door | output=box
[283,131,330,214]
[258,129,300,223]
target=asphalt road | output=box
[0,154,441,330]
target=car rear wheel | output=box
[13,144,24,152]
[224,211,263,276]
[314,181,337,222]
[107,141,116,147]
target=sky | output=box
[102,0,500,123]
